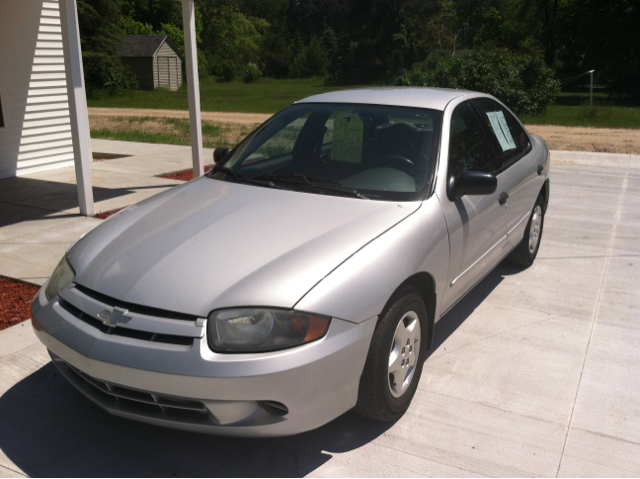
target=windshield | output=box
[208,103,442,201]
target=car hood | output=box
[69,178,420,317]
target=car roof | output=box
[296,87,480,111]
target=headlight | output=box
[44,256,75,302]
[208,308,330,352]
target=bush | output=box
[213,60,236,82]
[83,53,138,95]
[399,48,561,115]
[243,63,262,83]
[289,38,330,78]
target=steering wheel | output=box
[374,154,415,175]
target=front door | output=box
[440,101,509,313]
[472,98,545,249]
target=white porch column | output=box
[181,0,205,177]
[59,0,95,216]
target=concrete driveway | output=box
[0,149,638,477]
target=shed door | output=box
[156,56,180,91]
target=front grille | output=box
[57,359,214,425]
[74,284,198,322]
[57,284,203,347]
[59,299,194,346]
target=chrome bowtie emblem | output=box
[98,307,132,327]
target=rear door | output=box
[472,98,542,249]
[440,101,509,313]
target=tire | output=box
[508,195,545,267]
[355,286,428,422]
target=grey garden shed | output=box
[117,35,183,91]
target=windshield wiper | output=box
[254,174,370,199]
[254,173,340,185]
[212,165,278,188]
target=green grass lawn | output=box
[521,89,640,129]
[88,78,640,129]
[521,105,640,129]
[87,78,359,114]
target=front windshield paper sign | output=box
[486,111,516,152]
[331,112,363,163]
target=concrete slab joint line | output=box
[555,154,631,477]
[0,463,27,478]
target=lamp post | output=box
[589,70,595,110]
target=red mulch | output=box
[160,165,213,182]
[95,208,124,219]
[0,276,40,331]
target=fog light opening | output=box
[258,400,289,416]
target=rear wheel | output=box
[508,195,545,267]
[355,286,428,422]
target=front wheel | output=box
[508,195,545,267]
[355,286,428,422]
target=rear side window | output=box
[472,98,530,166]
[449,101,497,178]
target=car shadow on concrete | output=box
[0,262,520,477]
[426,260,524,359]
[0,362,396,477]
[0,177,174,228]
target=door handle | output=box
[499,192,509,206]
[537,164,544,175]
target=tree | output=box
[198,0,269,80]
[78,0,125,54]
[289,38,329,78]
[558,0,640,100]
[400,48,561,115]
[78,0,138,94]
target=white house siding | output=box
[0,0,74,179]
[155,41,182,91]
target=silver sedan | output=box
[31,88,549,437]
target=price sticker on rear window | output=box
[486,111,516,152]
[330,112,364,163]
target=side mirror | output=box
[448,171,497,201]
[213,147,232,165]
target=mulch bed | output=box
[160,165,213,182]
[0,276,40,331]
[95,208,124,219]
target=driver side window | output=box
[242,114,309,165]
[449,102,496,178]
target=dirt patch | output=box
[526,125,640,154]
[0,276,40,331]
[89,108,271,126]
[90,107,640,155]
[160,166,213,182]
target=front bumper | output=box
[31,285,377,437]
